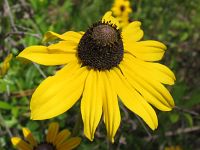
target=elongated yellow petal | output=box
[120,64,171,111]
[103,11,112,20]
[81,70,103,141]
[43,31,83,43]
[54,129,71,147]
[124,53,175,85]
[109,68,158,130]
[149,62,176,82]
[30,61,89,120]
[122,21,144,42]
[102,71,121,143]
[124,40,166,61]
[102,11,120,29]
[11,137,32,150]
[48,41,77,53]
[120,58,174,109]
[17,46,77,66]
[22,128,37,147]
[57,137,81,150]
[46,122,59,143]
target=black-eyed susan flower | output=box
[0,53,12,78]
[165,145,182,150]
[111,0,132,27]
[111,0,132,17]
[11,122,81,150]
[17,11,175,142]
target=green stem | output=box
[0,113,13,138]
[72,112,82,137]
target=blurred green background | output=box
[0,0,200,149]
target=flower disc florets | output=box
[34,143,55,150]
[120,5,125,12]
[78,21,124,70]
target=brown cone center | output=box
[34,143,55,150]
[92,24,117,45]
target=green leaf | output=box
[184,113,193,127]
[27,121,40,131]
[0,101,12,110]
[11,107,19,118]
[187,90,200,107]
[4,117,18,128]
[169,113,180,124]
[172,82,187,105]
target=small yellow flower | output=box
[0,54,12,78]
[111,0,132,28]
[11,122,81,150]
[165,145,182,150]
[112,0,132,17]
[17,11,175,142]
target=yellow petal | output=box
[124,40,166,61]
[48,41,77,53]
[102,11,112,22]
[148,62,176,81]
[17,46,77,66]
[57,137,81,150]
[30,62,89,120]
[102,71,121,143]
[81,70,103,141]
[102,11,120,29]
[54,129,71,147]
[42,31,83,43]
[11,137,32,150]
[122,21,144,42]
[46,122,59,143]
[0,54,13,77]
[120,64,171,111]
[4,53,13,63]
[22,128,37,147]
[124,53,175,85]
[120,58,174,109]
[109,68,158,130]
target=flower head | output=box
[11,122,81,150]
[0,53,12,78]
[165,145,182,150]
[17,11,175,142]
[111,0,132,17]
[111,0,132,28]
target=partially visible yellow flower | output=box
[165,145,182,150]
[111,0,132,28]
[0,54,12,78]
[11,122,81,150]
[112,0,132,17]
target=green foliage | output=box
[1,0,200,150]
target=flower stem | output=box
[72,112,82,136]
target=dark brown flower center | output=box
[120,5,125,12]
[92,25,117,45]
[34,143,55,150]
[77,22,124,70]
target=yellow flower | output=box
[0,54,12,78]
[165,145,182,150]
[11,122,81,150]
[17,11,175,142]
[111,0,132,17]
[111,0,132,28]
